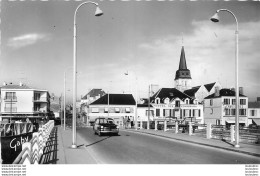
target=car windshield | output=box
[99,119,108,124]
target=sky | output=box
[1,0,260,102]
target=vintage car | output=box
[93,117,119,136]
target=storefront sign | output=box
[1,132,33,164]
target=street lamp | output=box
[72,1,103,149]
[124,71,138,130]
[211,9,240,148]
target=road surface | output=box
[76,127,260,164]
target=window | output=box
[92,108,99,113]
[164,98,170,104]
[146,110,154,116]
[240,99,246,105]
[155,98,160,104]
[239,109,246,116]
[175,101,180,107]
[223,98,230,105]
[5,92,17,101]
[115,108,120,113]
[125,108,130,113]
[232,99,236,105]
[198,109,201,117]
[225,109,230,115]
[210,99,213,106]
[185,100,189,104]
[156,109,160,116]
[250,110,256,116]
[231,109,236,115]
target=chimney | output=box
[19,81,23,86]
[214,86,220,97]
[239,87,243,95]
[3,82,7,86]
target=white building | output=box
[88,94,136,127]
[204,88,248,127]
[248,98,260,126]
[146,88,204,124]
[0,83,50,123]
[184,82,222,103]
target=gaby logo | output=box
[9,136,29,152]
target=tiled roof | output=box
[90,94,136,105]
[204,88,246,99]
[137,104,150,108]
[151,88,193,102]
[204,82,216,92]
[82,89,106,99]
[184,86,200,97]
[1,84,32,89]
[248,102,260,108]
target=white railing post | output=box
[175,121,178,134]
[206,123,212,139]
[140,120,142,129]
[189,122,192,136]
[155,120,157,131]
[230,125,235,143]
[164,120,167,132]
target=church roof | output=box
[175,46,191,80]
[179,46,187,70]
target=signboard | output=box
[1,132,33,164]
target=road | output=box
[76,127,260,164]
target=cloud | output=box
[7,33,51,49]
[137,20,260,99]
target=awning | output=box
[252,119,260,125]
[226,120,246,124]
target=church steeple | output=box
[174,45,192,92]
[175,46,191,80]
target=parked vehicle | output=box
[93,117,119,136]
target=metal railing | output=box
[0,123,34,136]
[4,96,17,102]
[239,127,260,144]
[12,120,54,164]
[32,97,47,102]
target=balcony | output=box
[4,107,17,112]
[33,97,47,102]
[4,96,17,102]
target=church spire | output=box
[178,46,188,70]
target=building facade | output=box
[148,88,204,124]
[184,82,222,103]
[247,98,260,126]
[0,83,50,122]
[204,88,248,127]
[88,94,136,127]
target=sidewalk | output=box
[56,126,98,164]
[124,128,260,157]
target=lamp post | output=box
[124,71,138,130]
[72,1,103,149]
[64,71,67,131]
[211,9,240,148]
